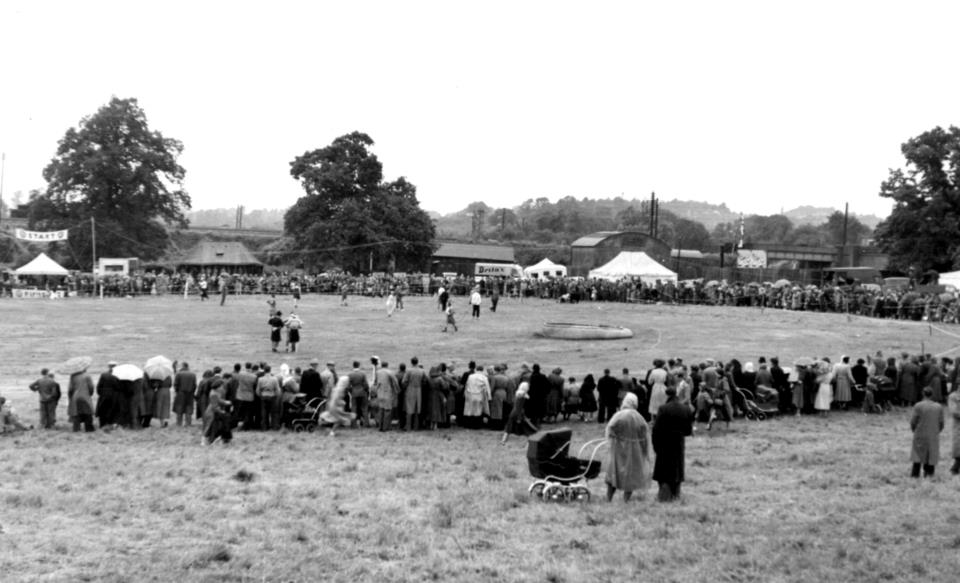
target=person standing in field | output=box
[402,357,426,431]
[95,362,122,429]
[320,362,338,399]
[300,359,323,402]
[339,284,349,306]
[470,286,482,319]
[68,367,96,432]
[347,361,370,428]
[948,388,960,475]
[374,361,400,431]
[910,386,944,478]
[652,386,694,502]
[173,362,197,427]
[235,363,258,430]
[578,374,598,422]
[597,369,620,424]
[438,285,449,312]
[284,312,303,352]
[386,290,397,317]
[219,274,229,306]
[257,365,281,430]
[604,393,650,502]
[490,285,500,313]
[442,301,458,332]
[814,360,834,416]
[268,311,284,352]
[266,293,277,317]
[198,277,209,301]
[29,368,60,429]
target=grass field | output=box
[1,294,959,582]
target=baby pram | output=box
[527,428,604,503]
[285,394,326,432]
[734,387,779,420]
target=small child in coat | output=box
[443,302,458,332]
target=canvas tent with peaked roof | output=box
[15,252,70,276]
[588,251,677,284]
[523,258,568,279]
[177,241,264,274]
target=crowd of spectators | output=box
[3,268,958,322]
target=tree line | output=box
[7,96,959,274]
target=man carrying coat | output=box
[910,386,944,478]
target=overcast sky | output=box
[1,1,957,219]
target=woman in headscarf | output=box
[604,393,650,502]
[68,366,96,432]
[578,374,598,422]
[319,375,355,436]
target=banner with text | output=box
[15,228,69,242]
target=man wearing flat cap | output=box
[300,359,323,401]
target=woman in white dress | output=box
[647,360,669,420]
[814,360,834,416]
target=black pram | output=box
[526,428,603,503]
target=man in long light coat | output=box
[910,387,944,478]
[374,362,400,431]
[462,366,491,428]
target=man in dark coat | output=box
[29,368,61,429]
[910,386,944,478]
[597,369,621,424]
[525,364,550,428]
[769,357,791,413]
[173,362,198,427]
[95,362,123,429]
[300,359,324,401]
[652,386,694,502]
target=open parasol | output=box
[113,363,144,382]
[793,357,815,367]
[58,356,92,375]
[144,355,174,381]
[772,279,791,289]
[705,280,720,287]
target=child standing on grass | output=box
[443,301,458,332]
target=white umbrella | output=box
[59,356,92,375]
[113,364,144,382]
[144,355,174,381]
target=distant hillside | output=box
[658,199,738,230]
[783,206,882,229]
[187,208,284,230]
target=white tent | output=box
[523,258,567,279]
[940,270,960,290]
[15,252,70,276]
[588,251,677,284]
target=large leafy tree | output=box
[875,126,960,271]
[37,97,189,267]
[285,132,436,272]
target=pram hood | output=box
[527,428,572,462]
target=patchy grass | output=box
[1,295,959,581]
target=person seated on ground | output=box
[0,397,33,433]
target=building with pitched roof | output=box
[430,241,515,276]
[177,241,264,274]
[570,231,671,277]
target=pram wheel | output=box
[756,412,767,421]
[293,423,306,433]
[528,481,546,499]
[543,484,566,503]
[571,486,591,503]
[306,422,317,433]
[745,411,756,420]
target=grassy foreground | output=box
[1,294,959,582]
